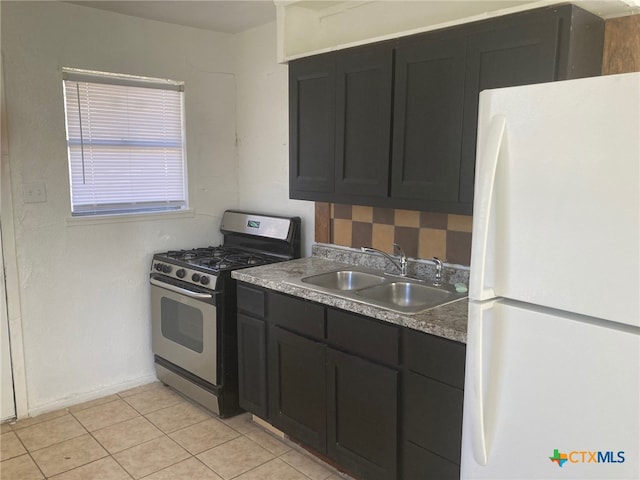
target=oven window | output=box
[160,297,204,353]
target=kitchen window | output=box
[62,68,187,217]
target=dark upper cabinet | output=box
[335,45,393,197]
[290,44,393,201]
[288,4,604,214]
[458,5,604,205]
[459,19,560,205]
[289,54,335,194]
[391,33,466,206]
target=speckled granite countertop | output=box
[232,256,468,344]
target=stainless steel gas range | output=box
[150,210,301,417]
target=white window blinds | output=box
[62,68,187,216]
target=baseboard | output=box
[24,374,158,418]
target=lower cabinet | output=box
[236,283,268,419]
[403,441,460,480]
[236,282,466,480]
[268,326,327,453]
[401,329,466,479]
[402,372,463,479]
[327,348,398,480]
[237,313,267,419]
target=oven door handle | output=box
[150,278,213,299]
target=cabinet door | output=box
[391,34,466,205]
[289,54,335,197]
[404,371,464,464]
[268,326,327,453]
[327,348,398,480]
[459,14,561,205]
[334,45,393,197]
[237,313,267,419]
[403,441,459,480]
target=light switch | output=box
[23,182,47,203]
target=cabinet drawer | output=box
[327,309,399,366]
[403,441,459,480]
[404,328,465,388]
[270,292,325,340]
[404,371,463,464]
[237,283,266,318]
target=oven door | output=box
[150,275,218,386]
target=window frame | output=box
[62,67,189,218]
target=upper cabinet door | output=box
[459,14,561,205]
[287,5,603,213]
[391,34,466,204]
[289,54,336,195]
[334,45,393,197]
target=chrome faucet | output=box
[361,243,408,276]
[432,257,443,287]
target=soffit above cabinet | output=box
[276,0,640,62]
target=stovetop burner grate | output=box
[160,246,285,273]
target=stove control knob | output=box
[191,273,201,282]
[200,276,210,286]
[176,269,186,279]
[162,264,172,274]
[154,263,163,271]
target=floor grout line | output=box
[1,384,347,480]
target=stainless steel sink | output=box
[302,270,386,291]
[291,267,467,314]
[355,281,459,312]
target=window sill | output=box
[65,208,195,227]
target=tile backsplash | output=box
[315,203,473,266]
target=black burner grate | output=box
[163,246,282,273]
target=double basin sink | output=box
[288,267,467,314]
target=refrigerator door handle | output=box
[467,301,488,465]
[469,114,506,301]
[466,299,505,467]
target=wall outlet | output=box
[23,182,47,203]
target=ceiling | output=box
[67,1,277,34]
[67,0,639,34]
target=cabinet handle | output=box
[469,113,506,301]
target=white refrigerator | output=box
[461,72,640,480]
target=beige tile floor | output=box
[0,382,348,480]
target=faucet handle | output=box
[393,243,408,276]
[392,243,405,257]
[432,257,443,286]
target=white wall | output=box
[277,0,533,60]
[234,22,315,255]
[0,1,241,415]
